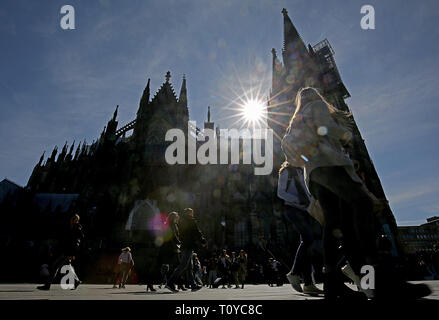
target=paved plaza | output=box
[0,281,438,300]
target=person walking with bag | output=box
[281,87,430,300]
[278,161,323,295]
[165,208,207,293]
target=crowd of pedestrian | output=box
[35,86,434,301]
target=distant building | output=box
[0,178,23,204]
[399,217,439,254]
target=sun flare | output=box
[241,99,265,124]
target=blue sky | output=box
[0,0,438,226]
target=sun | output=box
[240,99,265,124]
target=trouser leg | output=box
[167,249,193,287]
[309,181,342,274]
[120,263,130,285]
[284,206,317,285]
[311,167,377,267]
[47,254,69,286]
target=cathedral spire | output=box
[68,141,75,156]
[204,106,214,130]
[151,71,178,104]
[141,79,150,107]
[38,151,45,166]
[136,78,151,122]
[106,106,119,137]
[113,105,118,121]
[99,126,106,144]
[281,8,307,62]
[62,141,68,153]
[57,141,68,162]
[49,146,58,162]
[80,139,87,157]
[178,74,187,106]
[74,141,81,160]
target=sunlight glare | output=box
[242,99,265,123]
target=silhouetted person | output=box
[283,87,431,300]
[165,208,206,293]
[237,250,248,289]
[115,247,134,289]
[37,214,83,290]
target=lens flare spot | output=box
[154,236,164,247]
[167,193,176,202]
[149,213,169,233]
[317,126,328,136]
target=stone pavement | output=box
[0,281,438,300]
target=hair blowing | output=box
[288,87,354,132]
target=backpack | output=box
[281,102,320,166]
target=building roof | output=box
[0,178,23,203]
[0,178,23,189]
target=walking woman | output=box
[165,208,207,293]
[218,249,231,288]
[282,87,430,300]
[277,162,323,295]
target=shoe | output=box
[341,264,361,287]
[37,284,50,291]
[191,285,202,292]
[341,264,374,299]
[241,284,244,289]
[121,284,126,289]
[324,273,367,301]
[165,284,178,293]
[146,284,156,292]
[113,285,117,288]
[286,273,303,293]
[178,285,188,291]
[303,284,324,296]
[71,280,81,290]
